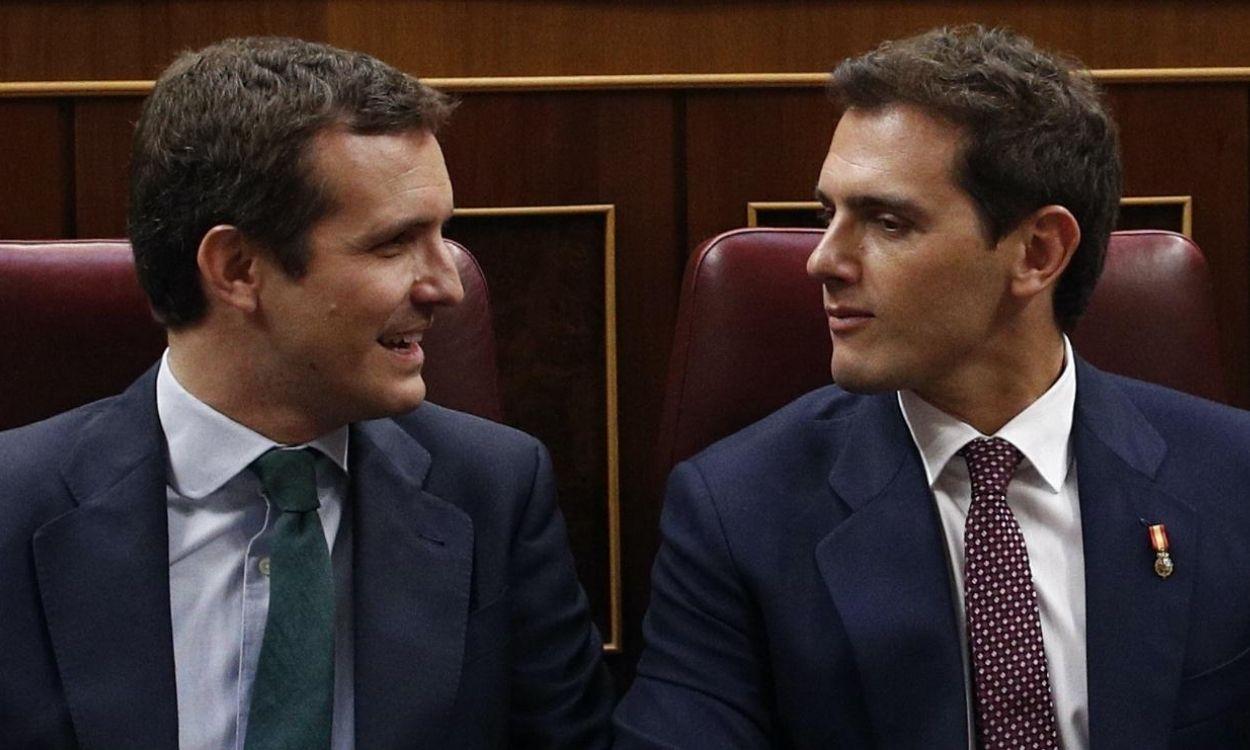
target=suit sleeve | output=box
[508,441,615,748]
[614,460,775,748]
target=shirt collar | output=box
[156,350,349,499]
[898,335,1076,494]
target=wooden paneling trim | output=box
[1120,196,1193,237]
[749,198,1193,230]
[0,81,154,97]
[7,68,1250,98]
[438,74,825,91]
[454,203,623,653]
[747,201,822,227]
[1095,68,1250,83]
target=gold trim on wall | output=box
[5,67,1250,97]
[453,204,623,654]
[1120,195,1193,237]
[0,80,153,97]
[1094,68,1250,83]
[746,201,822,227]
[454,205,614,218]
[749,197,1193,237]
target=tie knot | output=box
[250,448,321,513]
[957,437,1023,498]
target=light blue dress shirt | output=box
[157,353,355,750]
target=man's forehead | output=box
[310,126,442,172]
[820,105,964,192]
[308,128,450,200]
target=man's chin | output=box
[357,378,428,420]
[830,362,894,395]
[386,386,428,416]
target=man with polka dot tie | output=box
[617,25,1250,749]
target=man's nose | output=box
[413,238,465,307]
[805,216,861,286]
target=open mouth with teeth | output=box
[378,332,422,355]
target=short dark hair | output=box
[129,36,455,327]
[829,25,1122,330]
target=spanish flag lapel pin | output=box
[1148,523,1174,579]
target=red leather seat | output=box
[0,239,502,430]
[655,228,1226,478]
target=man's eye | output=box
[875,214,909,234]
[817,207,834,226]
[374,237,407,257]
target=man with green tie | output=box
[0,37,612,749]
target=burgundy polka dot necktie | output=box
[959,437,1059,750]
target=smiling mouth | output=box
[378,331,424,354]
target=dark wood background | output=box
[5,1,1250,79]
[3,1,1249,684]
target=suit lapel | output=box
[814,393,969,748]
[1074,361,1195,750]
[32,368,180,749]
[351,417,475,747]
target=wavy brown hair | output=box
[129,37,455,327]
[829,26,1122,330]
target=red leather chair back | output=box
[0,239,502,430]
[1072,230,1225,403]
[655,228,1226,477]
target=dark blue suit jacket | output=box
[0,366,613,748]
[616,359,1250,749]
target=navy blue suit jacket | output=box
[616,359,1250,748]
[0,366,613,748]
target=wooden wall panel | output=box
[685,89,837,249]
[332,1,1241,74]
[1117,200,1189,235]
[1107,84,1250,407]
[0,101,73,238]
[444,209,618,650]
[5,2,1250,82]
[438,90,681,673]
[74,98,144,237]
[0,1,328,81]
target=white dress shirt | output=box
[898,336,1088,750]
[157,352,355,750]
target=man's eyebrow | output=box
[815,188,925,218]
[358,213,452,247]
[845,194,925,216]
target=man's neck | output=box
[912,331,1067,436]
[166,332,336,445]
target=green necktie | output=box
[245,448,335,750]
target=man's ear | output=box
[1009,205,1081,301]
[196,225,262,314]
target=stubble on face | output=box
[809,105,1013,400]
[249,128,460,438]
